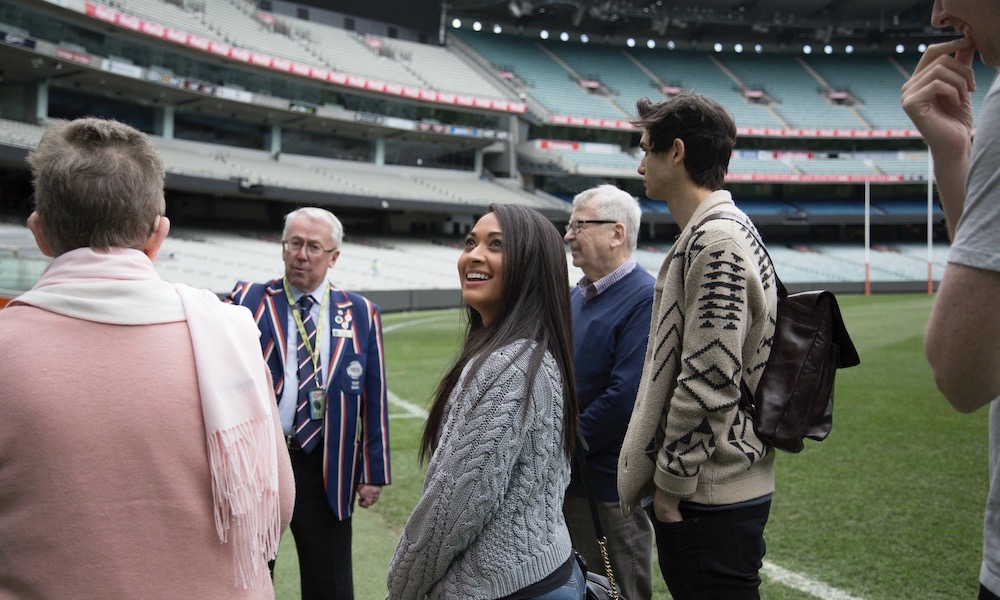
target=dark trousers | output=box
[283,444,355,600]
[650,500,770,600]
[982,584,1000,600]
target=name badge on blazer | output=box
[331,329,354,338]
[343,359,364,394]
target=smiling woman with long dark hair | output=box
[387,204,583,600]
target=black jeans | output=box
[649,500,770,600]
[982,584,1000,600]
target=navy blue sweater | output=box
[567,266,655,502]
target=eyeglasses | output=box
[565,219,617,234]
[282,239,337,257]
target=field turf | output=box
[275,294,990,599]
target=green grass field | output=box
[274,294,990,599]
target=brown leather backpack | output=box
[697,213,861,453]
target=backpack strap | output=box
[692,211,778,416]
[694,211,786,300]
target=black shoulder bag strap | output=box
[575,433,621,599]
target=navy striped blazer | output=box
[227,278,391,520]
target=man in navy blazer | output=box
[227,207,390,600]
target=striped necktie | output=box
[294,294,322,453]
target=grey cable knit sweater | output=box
[387,340,573,600]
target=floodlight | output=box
[803,44,812,54]
[473,21,482,31]
[493,24,503,34]
[627,37,636,47]
[580,33,589,43]
[734,43,744,53]
[560,31,569,41]
[540,29,549,39]
[647,39,655,49]
[451,18,461,29]
[713,42,723,52]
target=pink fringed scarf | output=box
[14,248,281,589]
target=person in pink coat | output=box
[0,117,295,599]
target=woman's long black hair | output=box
[419,204,579,462]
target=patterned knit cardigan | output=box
[618,190,778,515]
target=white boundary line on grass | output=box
[387,390,427,419]
[383,314,868,600]
[382,315,451,334]
[384,315,450,419]
[762,561,867,600]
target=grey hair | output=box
[571,184,642,251]
[282,206,344,247]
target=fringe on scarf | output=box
[206,414,282,589]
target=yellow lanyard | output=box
[282,277,329,387]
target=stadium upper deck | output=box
[0,0,961,243]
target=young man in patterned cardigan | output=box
[618,92,779,600]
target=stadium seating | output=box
[801,54,914,130]
[0,0,957,300]
[376,35,512,101]
[719,54,865,130]
[631,50,782,129]
[457,32,628,120]
[288,17,427,87]
[0,222,47,293]
[542,41,664,116]
[200,0,318,65]
[0,216,947,297]
[104,0,219,41]
[0,118,46,150]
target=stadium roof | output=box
[446,0,946,52]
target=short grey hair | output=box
[571,185,642,251]
[282,207,344,248]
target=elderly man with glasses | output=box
[227,206,391,600]
[562,184,656,600]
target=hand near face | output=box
[901,37,977,152]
